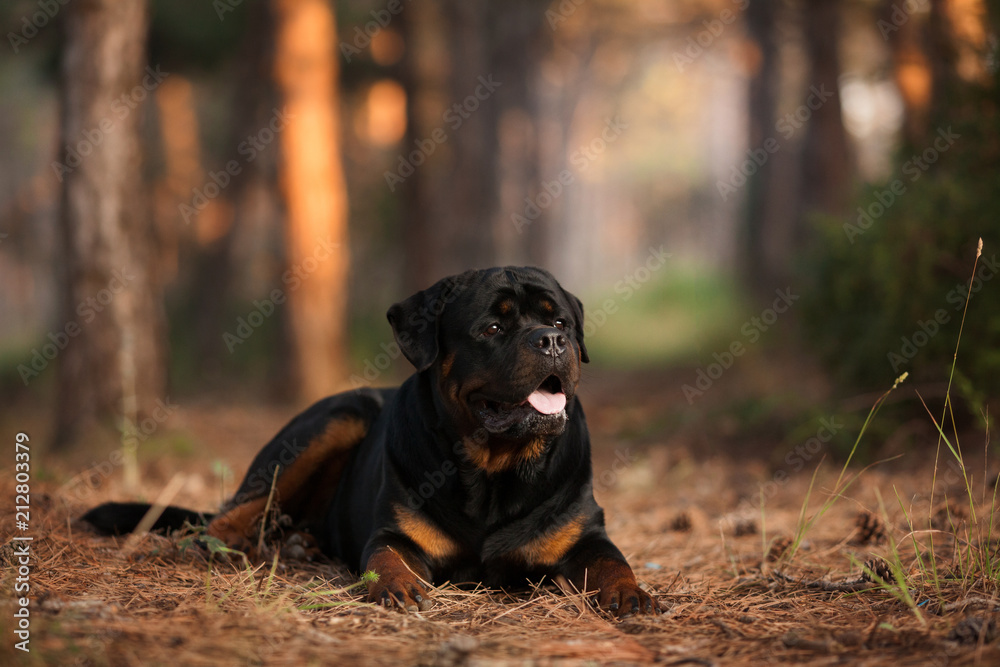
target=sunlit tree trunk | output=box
[881,0,988,146]
[880,0,934,145]
[271,0,350,402]
[55,0,166,450]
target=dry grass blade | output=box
[120,472,187,557]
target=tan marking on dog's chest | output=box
[393,504,462,561]
[462,436,547,474]
[440,352,455,378]
[511,516,585,567]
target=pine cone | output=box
[949,616,999,644]
[861,556,893,583]
[853,511,887,545]
[669,512,692,532]
[766,536,793,562]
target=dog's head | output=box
[387,267,589,447]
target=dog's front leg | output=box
[563,536,655,617]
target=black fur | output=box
[82,267,654,616]
[81,502,211,535]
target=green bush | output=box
[801,82,1000,412]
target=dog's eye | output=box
[483,323,501,337]
[554,319,567,330]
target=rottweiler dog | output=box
[83,267,655,617]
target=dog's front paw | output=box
[364,547,432,612]
[367,572,430,612]
[584,556,656,618]
[595,579,655,618]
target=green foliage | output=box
[781,210,1000,614]
[800,79,1000,406]
[149,0,249,72]
[583,265,742,368]
[165,294,285,395]
[777,372,908,565]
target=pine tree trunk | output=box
[437,0,499,274]
[399,0,550,286]
[55,0,166,449]
[488,0,551,267]
[742,0,780,292]
[271,0,351,402]
[880,0,934,145]
[799,0,853,223]
[398,1,442,290]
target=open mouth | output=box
[523,375,566,415]
[476,375,567,432]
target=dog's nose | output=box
[529,328,567,357]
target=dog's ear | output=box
[387,274,470,372]
[561,288,590,364]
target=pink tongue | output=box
[526,389,567,415]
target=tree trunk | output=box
[436,0,499,275]
[742,0,781,292]
[55,0,166,450]
[398,0,442,290]
[799,0,853,223]
[399,0,551,287]
[926,0,963,123]
[185,1,276,382]
[396,0,499,285]
[271,0,350,403]
[880,0,934,145]
[486,1,549,267]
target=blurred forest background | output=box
[0,0,997,461]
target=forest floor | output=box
[2,364,999,666]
